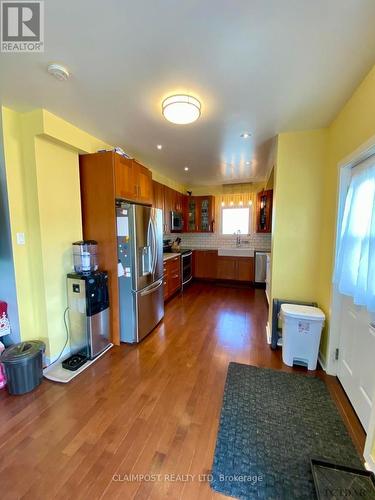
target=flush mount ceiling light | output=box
[162,94,201,125]
[240,132,251,139]
[184,166,189,171]
[47,63,70,81]
[157,144,163,150]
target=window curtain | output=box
[334,158,375,311]
[216,192,257,234]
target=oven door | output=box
[182,251,193,287]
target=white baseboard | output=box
[44,345,72,367]
[266,322,271,344]
[365,456,375,473]
[318,353,327,372]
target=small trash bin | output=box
[280,304,325,370]
[0,341,45,395]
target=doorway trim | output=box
[328,133,375,470]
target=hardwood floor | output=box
[0,283,366,499]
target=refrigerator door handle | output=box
[140,278,163,296]
[151,216,157,275]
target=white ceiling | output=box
[1,0,375,185]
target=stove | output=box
[180,249,193,288]
[163,242,192,289]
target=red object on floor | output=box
[0,301,10,337]
[0,301,7,316]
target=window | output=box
[221,207,251,235]
[334,158,375,311]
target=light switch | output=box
[16,232,25,245]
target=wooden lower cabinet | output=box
[237,257,255,282]
[216,257,237,280]
[193,250,218,279]
[163,256,181,301]
[193,250,254,282]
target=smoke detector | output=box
[47,64,70,81]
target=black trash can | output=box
[0,341,46,395]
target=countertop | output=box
[163,253,181,262]
[163,249,271,260]
[188,247,271,253]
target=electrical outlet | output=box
[16,232,25,245]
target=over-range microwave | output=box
[171,211,183,232]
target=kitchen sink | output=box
[218,248,254,257]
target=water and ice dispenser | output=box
[66,241,110,369]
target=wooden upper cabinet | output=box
[184,195,215,233]
[114,154,152,204]
[114,155,137,201]
[197,196,215,232]
[175,191,183,212]
[133,160,153,205]
[256,189,273,233]
[163,186,171,234]
[152,180,165,210]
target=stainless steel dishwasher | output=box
[254,251,268,286]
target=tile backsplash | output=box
[165,232,272,251]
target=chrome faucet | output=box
[235,230,241,247]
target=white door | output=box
[337,295,375,432]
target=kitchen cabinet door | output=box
[133,160,152,205]
[175,191,183,212]
[217,256,238,280]
[114,155,137,201]
[197,196,215,232]
[163,186,174,234]
[256,189,273,233]
[194,250,218,279]
[237,257,254,281]
[152,181,165,210]
[164,256,181,300]
[187,197,198,232]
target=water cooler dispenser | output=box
[65,242,111,370]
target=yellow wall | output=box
[2,106,187,360]
[2,107,111,359]
[271,130,327,304]
[151,170,186,193]
[271,65,375,463]
[186,182,264,196]
[318,65,375,356]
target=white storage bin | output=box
[280,304,325,370]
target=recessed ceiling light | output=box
[240,132,251,139]
[157,144,163,150]
[245,161,250,165]
[47,63,70,81]
[162,94,201,125]
[184,167,189,171]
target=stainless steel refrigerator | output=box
[116,202,164,343]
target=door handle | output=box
[140,279,163,296]
[151,216,157,275]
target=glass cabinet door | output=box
[200,198,210,231]
[188,198,197,231]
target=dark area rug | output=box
[211,363,363,500]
